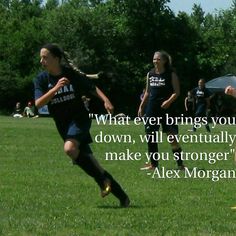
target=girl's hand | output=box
[138,107,144,117]
[104,99,114,114]
[53,77,69,92]
[161,100,171,109]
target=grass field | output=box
[0,115,236,236]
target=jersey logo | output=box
[196,90,204,97]
[51,85,75,105]
[55,84,74,95]
[149,76,165,87]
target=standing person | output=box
[192,79,211,132]
[184,90,195,118]
[225,85,236,210]
[138,50,185,170]
[34,43,130,207]
[225,86,236,162]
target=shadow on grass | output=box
[96,204,160,209]
[169,167,206,171]
[96,205,140,209]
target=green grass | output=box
[0,115,235,236]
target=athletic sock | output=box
[172,147,183,167]
[206,124,211,132]
[73,152,107,189]
[74,152,129,203]
[147,142,159,167]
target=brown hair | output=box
[154,50,172,71]
[41,43,82,74]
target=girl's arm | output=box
[91,87,114,114]
[161,72,180,109]
[35,77,69,108]
[184,97,188,111]
[138,75,150,116]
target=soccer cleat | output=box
[120,196,130,208]
[101,180,111,198]
[140,164,156,170]
[231,206,236,210]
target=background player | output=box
[191,79,211,132]
[138,50,185,170]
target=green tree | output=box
[0,0,235,115]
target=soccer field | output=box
[0,115,235,235]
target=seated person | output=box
[23,102,38,118]
[13,102,23,118]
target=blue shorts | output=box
[55,119,93,152]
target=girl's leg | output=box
[145,121,160,168]
[147,141,159,167]
[167,133,184,169]
[64,139,130,207]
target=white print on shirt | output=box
[51,84,75,105]
[149,76,165,87]
[55,84,74,95]
[196,90,205,98]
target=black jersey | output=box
[34,67,95,124]
[192,87,211,106]
[145,68,174,116]
[147,68,173,103]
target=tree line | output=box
[0,0,236,116]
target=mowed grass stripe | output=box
[0,116,235,235]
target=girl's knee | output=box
[64,140,79,160]
[170,142,181,150]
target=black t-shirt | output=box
[147,68,173,103]
[192,87,211,106]
[145,68,174,116]
[145,68,175,117]
[34,67,95,124]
